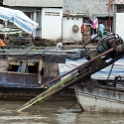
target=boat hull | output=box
[0,71,74,97]
[75,84,124,113]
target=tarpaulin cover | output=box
[59,57,124,80]
[0,7,38,34]
[91,57,124,80]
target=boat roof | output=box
[0,47,86,63]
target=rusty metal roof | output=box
[63,0,113,17]
[3,0,63,7]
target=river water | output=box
[0,99,124,124]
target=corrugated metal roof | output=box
[3,0,63,7]
[63,0,113,17]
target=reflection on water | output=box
[0,100,123,124]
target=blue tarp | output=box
[0,7,38,34]
[59,57,124,80]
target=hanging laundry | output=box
[81,24,85,33]
[107,17,111,27]
[90,16,98,39]
[91,16,98,29]
[0,39,6,48]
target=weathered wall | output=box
[62,17,82,43]
[43,63,59,78]
[0,59,9,71]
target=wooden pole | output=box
[38,57,43,84]
[108,0,110,11]
[21,60,27,73]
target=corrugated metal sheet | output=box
[3,0,63,7]
[63,0,113,17]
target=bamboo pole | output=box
[16,74,75,112]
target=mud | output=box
[0,99,123,124]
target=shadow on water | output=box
[0,99,123,124]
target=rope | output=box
[106,57,116,85]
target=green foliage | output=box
[45,40,56,46]
[9,37,16,43]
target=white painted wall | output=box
[42,8,62,40]
[116,13,124,40]
[63,17,82,43]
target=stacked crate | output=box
[82,24,91,44]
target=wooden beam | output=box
[10,62,34,66]
[21,61,27,73]
[38,57,43,84]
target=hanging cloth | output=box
[0,39,6,47]
[107,17,111,27]
[81,24,85,33]
[91,18,98,29]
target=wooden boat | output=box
[74,47,124,113]
[0,47,83,97]
[75,79,124,113]
[0,7,81,97]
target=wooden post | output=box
[38,57,43,84]
[21,60,27,73]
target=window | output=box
[36,10,41,27]
[117,5,124,13]
[8,61,38,74]
[45,12,60,16]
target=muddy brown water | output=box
[0,99,124,124]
